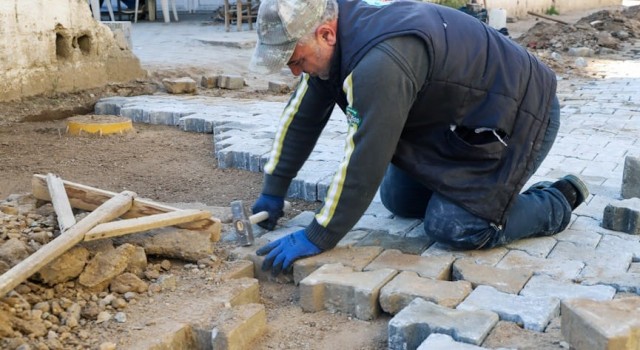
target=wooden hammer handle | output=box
[249,201,292,224]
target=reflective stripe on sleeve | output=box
[264,75,311,174]
[315,74,359,226]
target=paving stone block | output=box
[267,81,290,93]
[293,245,383,285]
[380,271,472,314]
[210,303,267,350]
[496,250,584,282]
[336,230,370,247]
[364,249,455,280]
[548,241,632,278]
[602,198,640,235]
[505,237,557,258]
[520,275,615,301]
[218,75,245,90]
[554,228,602,248]
[562,297,640,350]
[353,216,422,237]
[163,77,197,94]
[597,234,640,261]
[355,230,432,255]
[201,75,219,89]
[622,155,640,199]
[209,277,260,307]
[388,298,498,349]
[452,258,532,294]
[94,97,128,115]
[418,333,505,350]
[422,243,508,266]
[216,260,254,281]
[281,210,315,229]
[363,201,394,218]
[457,285,560,332]
[581,272,640,294]
[299,263,397,320]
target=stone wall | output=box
[0,0,146,103]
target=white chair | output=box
[89,0,116,21]
[134,0,178,23]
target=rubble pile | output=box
[0,194,219,350]
[517,6,640,54]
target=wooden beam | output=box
[84,209,212,241]
[0,191,135,297]
[527,11,570,25]
[31,174,220,232]
[46,173,76,233]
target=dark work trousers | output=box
[379,96,569,250]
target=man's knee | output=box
[423,217,495,250]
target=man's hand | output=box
[251,194,284,230]
[256,229,322,276]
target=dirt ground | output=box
[1,4,639,350]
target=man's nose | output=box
[289,66,303,76]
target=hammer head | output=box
[230,200,254,246]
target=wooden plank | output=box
[0,191,135,297]
[32,174,220,232]
[85,209,211,241]
[527,11,570,25]
[46,173,76,233]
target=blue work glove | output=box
[251,194,284,230]
[256,229,322,276]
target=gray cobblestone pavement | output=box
[96,36,640,349]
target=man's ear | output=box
[316,21,337,46]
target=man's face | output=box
[286,25,336,80]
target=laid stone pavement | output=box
[94,40,640,349]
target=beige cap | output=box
[249,0,327,74]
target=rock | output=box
[575,57,588,68]
[162,77,197,94]
[33,302,50,313]
[109,272,149,294]
[123,292,137,301]
[125,246,148,278]
[96,311,111,323]
[115,227,215,262]
[114,312,127,323]
[595,32,618,49]
[99,342,117,350]
[155,274,177,291]
[36,247,89,285]
[0,238,31,266]
[160,260,171,271]
[11,315,47,337]
[81,302,100,320]
[568,47,595,57]
[0,260,10,275]
[0,310,15,337]
[78,244,136,292]
[111,298,127,309]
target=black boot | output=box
[550,174,590,210]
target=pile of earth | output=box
[517,6,640,53]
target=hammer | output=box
[230,200,292,246]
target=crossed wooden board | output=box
[0,174,221,296]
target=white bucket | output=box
[488,8,507,29]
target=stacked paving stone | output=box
[94,53,640,349]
